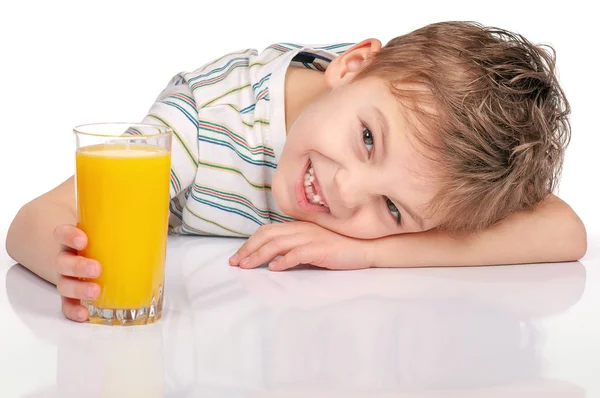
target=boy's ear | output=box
[325,38,382,88]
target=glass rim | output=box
[73,122,173,138]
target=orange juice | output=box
[76,143,171,324]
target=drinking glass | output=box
[74,123,172,325]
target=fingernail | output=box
[77,308,87,321]
[87,285,99,299]
[229,253,239,263]
[74,237,85,250]
[240,257,250,267]
[86,261,99,277]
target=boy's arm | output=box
[6,177,76,284]
[367,194,587,268]
[231,194,587,270]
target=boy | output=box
[5,21,587,322]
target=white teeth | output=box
[303,163,328,208]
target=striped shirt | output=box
[141,43,354,237]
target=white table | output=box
[1,231,599,397]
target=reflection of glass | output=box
[74,123,172,326]
[57,327,165,397]
[6,236,588,397]
[6,263,195,398]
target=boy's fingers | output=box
[232,236,265,265]
[53,225,87,250]
[61,296,89,322]
[230,225,285,265]
[269,244,316,272]
[57,275,101,301]
[55,251,101,278]
[230,239,259,266]
[239,234,305,269]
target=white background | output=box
[0,1,599,396]
[0,0,599,234]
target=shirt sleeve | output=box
[141,73,199,201]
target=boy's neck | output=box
[284,66,329,134]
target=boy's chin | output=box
[270,176,293,216]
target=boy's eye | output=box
[360,123,400,226]
[385,197,402,225]
[362,125,374,153]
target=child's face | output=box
[273,76,441,239]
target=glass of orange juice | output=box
[74,123,172,326]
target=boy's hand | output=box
[53,225,102,322]
[229,221,371,271]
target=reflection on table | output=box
[6,236,587,397]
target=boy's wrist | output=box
[364,235,404,269]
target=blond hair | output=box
[356,21,571,232]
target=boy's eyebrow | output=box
[373,106,425,230]
[373,106,389,159]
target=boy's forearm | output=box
[367,195,587,268]
[5,200,75,285]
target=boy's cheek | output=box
[271,172,287,210]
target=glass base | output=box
[83,285,164,326]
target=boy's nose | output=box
[333,169,371,217]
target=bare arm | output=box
[368,194,587,268]
[5,176,77,285]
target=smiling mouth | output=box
[303,160,329,208]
